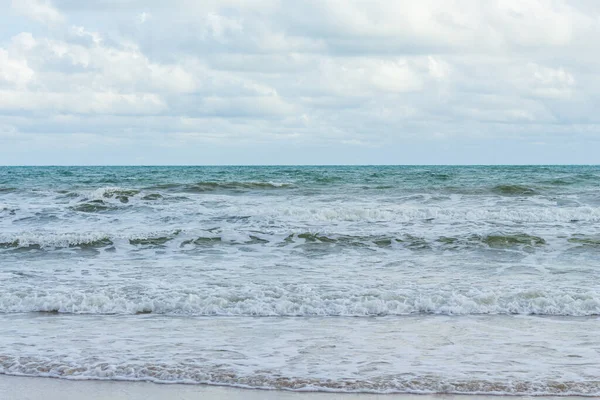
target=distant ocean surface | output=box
[1,166,599,396]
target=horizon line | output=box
[0,164,599,167]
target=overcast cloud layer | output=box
[0,0,599,165]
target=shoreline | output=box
[0,375,592,400]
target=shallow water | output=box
[1,166,599,395]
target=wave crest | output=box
[1,356,598,395]
[1,287,598,316]
[183,181,295,193]
[491,184,538,196]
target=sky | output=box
[0,0,599,165]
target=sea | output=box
[0,165,599,396]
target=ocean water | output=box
[0,165,599,395]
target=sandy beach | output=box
[0,375,592,400]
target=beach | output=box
[0,375,593,400]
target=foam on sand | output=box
[1,375,592,400]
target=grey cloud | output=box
[1,0,600,164]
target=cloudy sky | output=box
[1,0,599,165]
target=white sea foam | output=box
[1,314,599,395]
[2,360,599,396]
[0,230,183,248]
[274,205,600,223]
[1,287,598,316]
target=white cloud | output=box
[6,32,199,94]
[489,0,581,47]
[428,57,450,80]
[369,60,423,93]
[203,13,243,40]
[69,26,103,46]
[136,12,151,25]
[11,32,37,53]
[0,90,167,114]
[0,49,35,86]
[11,0,65,25]
[318,58,424,96]
[1,0,600,164]
[0,124,20,141]
[529,63,576,99]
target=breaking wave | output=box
[491,184,539,196]
[274,205,600,223]
[0,231,181,249]
[175,181,295,193]
[1,356,598,396]
[4,230,598,252]
[1,286,599,316]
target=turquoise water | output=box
[2,165,599,192]
[0,166,599,395]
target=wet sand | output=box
[0,375,591,400]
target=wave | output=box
[63,182,293,211]
[479,233,546,247]
[491,184,539,196]
[439,184,548,196]
[280,232,547,249]
[0,234,112,249]
[568,235,600,246]
[274,205,600,223]
[95,188,140,203]
[141,193,162,200]
[544,178,575,186]
[143,181,295,193]
[0,231,180,249]
[70,200,115,213]
[129,230,180,246]
[7,203,600,225]
[427,172,452,181]
[314,176,343,184]
[6,230,600,252]
[0,231,553,251]
[1,286,598,316]
[70,187,143,209]
[1,357,598,395]
[182,181,295,192]
[0,207,16,216]
[61,187,166,212]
